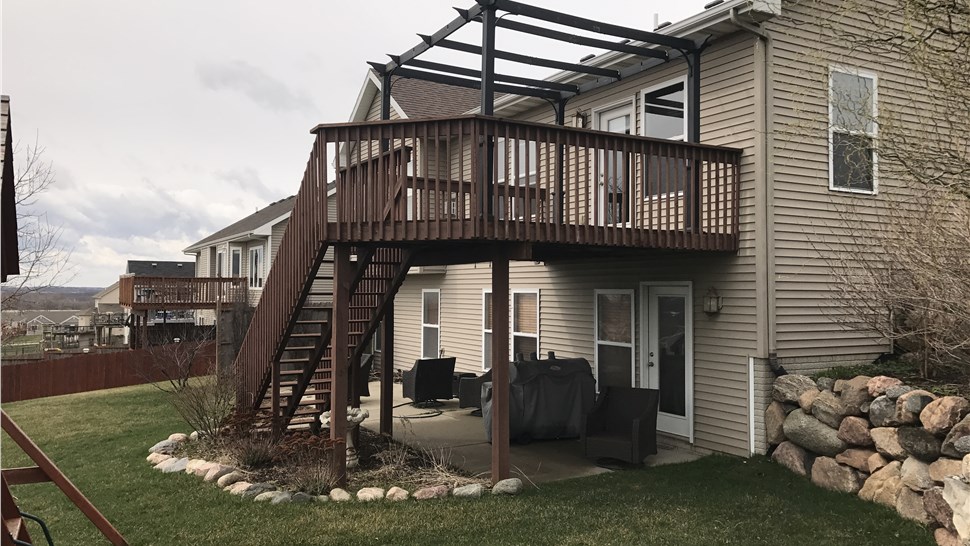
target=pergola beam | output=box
[405,59,580,93]
[493,18,668,61]
[382,4,485,72]
[433,38,621,79]
[372,65,563,101]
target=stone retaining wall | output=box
[767,374,970,546]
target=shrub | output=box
[231,434,276,470]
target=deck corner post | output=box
[380,304,394,436]
[490,245,510,483]
[331,244,352,484]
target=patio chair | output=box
[356,353,375,398]
[402,357,456,406]
[458,370,491,413]
[581,386,660,464]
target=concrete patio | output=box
[359,381,706,484]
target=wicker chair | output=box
[458,370,492,409]
[581,387,660,464]
[402,357,456,406]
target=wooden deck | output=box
[118,275,247,311]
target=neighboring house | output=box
[235,0,961,472]
[81,282,128,346]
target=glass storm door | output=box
[596,105,631,226]
[641,284,692,438]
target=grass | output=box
[2,384,934,546]
[1,334,44,357]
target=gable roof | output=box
[2,310,84,325]
[126,260,195,277]
[185,195,297,252]
[390,76,481,119]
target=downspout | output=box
[730,9,778,371]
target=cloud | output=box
[215,167,274,200]
[196,60,316,114]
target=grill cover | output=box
[483,356,595,442]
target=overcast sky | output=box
[3,0,708,288]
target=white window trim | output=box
[248,244,265,289]
[640,75,689,202]
[591,99,635,227]
[215,249,225,277]
[230,247,242,278]
[421,289,440,359]
[482,289,492,371]
[593,289,636,389]
[511,288,540,361]
[828,65,879,195]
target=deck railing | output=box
[314,115,741,250]
[118,276,247,311]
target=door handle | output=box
[648,361,655,368]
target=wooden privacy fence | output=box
[1,342,215,402]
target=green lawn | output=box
[2,334,43,357]
[2,385,933,546]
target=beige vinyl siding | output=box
[269,219,287,266]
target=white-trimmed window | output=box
[248,246,264,288]
[829,67,878,193]
[641,76,689,197]
[496,138,539,220]
[216,249,225,277]
[482,290,493,370]
[421,289,440,359]
[594,289,635,389]
[512,289,539,360]
[230,248,242,277]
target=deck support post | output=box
[380,305,394,436]
[490,245,510,483]
[331,244,352,485]
[687,48,702,231]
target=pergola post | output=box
[480,3,496,116]
[331,244,352,485]
[490,246,510,483]
[380,306,394,436]
[687,48,702,230]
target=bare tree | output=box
[2,139,75,307]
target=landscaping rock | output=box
[898,426,942,461]
[930,459,963,483]
[192,462,220,478]
[453,484,485,498]
[168,433,189,443]
[833,379,846,394]
[242,483,276,499]
[270,492,293,505]
[227,482,253,495]
[160,457,189,473]
[184,459,208,475]
[924,487,955,531]
[357,487,385,502]
[816,377,835,392]
[839,376,871,415]
[868,452,891,473]
[921,397,970,436]
[955,436,970,455]
[189,431,200,442]
[765,401,787,446]
[897,390,938,424]
[868,396,899,428]
[316,495,330,503]
[901,457,934,491]
[491,478,524,496]
[385,487,409,502]
[772,441,813,477]
[943,476,970,541]
[835,448,877,472]
[896,487,933,524]
[871,427,907,460]
[328,488,352,502]
[811,456,865,494]
[149,439,180,455]
[783,410,847,456]
[859,461,903,507]
[217,471,246,488]
[867,376,903,397]
[798,389,820,414]
[146,453,171,465]
[204,465,235,483]
[942,415,970,458]
[838,416,873,447]
[414,485,449,500]
[964,454,970,478]
[291,492,315,504]
[886,385,914,400]
[933,528,962,546]
[773,375,818,404]
[254,491,287,503]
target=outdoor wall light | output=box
[703,288,723,315]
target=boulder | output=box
[192,462,219,478]
[149,439,180,455]
[943,476,970,541]
[868,396,899,428]
[241,483,276,499]
[798,389,820,414]
[227,482,253,495]
[955,436,970,455]
[184,459,208,475]
[871,427,907,460]
[357,487,385,502]
[886,385,914,400]
[783,410,847,456]
[933,528,962,546]
[965,454,970,479]
[867,376,903,397]
[811,457,865,494]
[839,376,872,415]
[159,457,188,473]
[896,487,933,524]
[168,433,189,443]
[146,453,171,465]
[924,486,955,531]
[837,416,873,447]
[773,375,818,404]
[833,379,846,394]
[772,441,812,477]
[765,401,787,446]
[942,415,970,457]
[859,461,903,507]
[329,488,352,502]
[930,459,963,483]
[898,426,943,461]
[217,471,247,488]
[813,390,848,427]
[204,465,235,483]
[254,491,290,504]
[385,486,409,502]
[868,452,891,473]
[189,431,200,442]
[291,492,315,504]
[316,495,330,503]
[921,397,970,436]
[453,484,485,498]
[901,457,934,491]
[491,478,524,495]
[816,377,835,392]
[836,448,877,472]
[414,485,449,500]
[897,390,938,424]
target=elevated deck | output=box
[119,275,247,311]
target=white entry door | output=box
[640,284,693,439]
[595,104,632,226]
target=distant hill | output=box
[0,286,104,310]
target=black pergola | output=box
[368,0,706,142]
